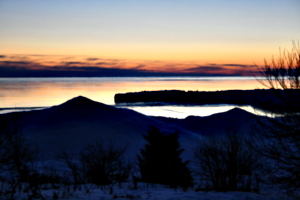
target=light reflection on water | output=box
[0,77,261,108]
[0,104,272,119]
[0,77,264,117]
[118,105,241,118]
[117,105,271,118]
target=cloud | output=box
[222,64,256,68]
[0,64,196,77]
[182,63,260,76]
[51,66,111,71]
[60,60,119,67]
[0,55,6,58]
[96,62,117,66]
[131,65,146,70]
[0,65,152,77]
[0,54,259,77]
[86,58,99,61]
[186,66,225,72]
[48,66,159,76]
[63,62,85,65]
[0,61,30,65]
[0,63,254,77]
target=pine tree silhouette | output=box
[138,126,193,189]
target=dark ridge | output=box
[181,108,259,136]
[0,96,120,126]
[53,96,115,112]
[151,108,263,136]
[184,107,255,122]
[213,107,255,118]
[59,96,102,107]
[114,89,263,105]
[182,108,255,124]
[114,89,300,113]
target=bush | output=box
[0,114,39,199]
[80,140,131,194]
[193,130,261,192]
[256,41,300,190]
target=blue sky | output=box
[0,0,299,76]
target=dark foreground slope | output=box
[0,96,261,162]
[0,96,196,161]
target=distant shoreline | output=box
[114,89,291,113]
[0,106,46,111]
[0,107,47,115]
[0,75,260,78]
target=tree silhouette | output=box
[0,114,39,199]
[194,129,261,192]
[138,126,193,189]
[80,140,131,194]
[255,41,300,190]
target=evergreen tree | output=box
[138,126,193,189]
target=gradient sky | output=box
[0,0,299,77]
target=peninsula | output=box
[114,89,296,112]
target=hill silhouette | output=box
[153,107,258,136]
[0,96,262,162]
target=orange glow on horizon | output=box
[0,54,264,76]
[0,53,262,76]
[0,40,271,66]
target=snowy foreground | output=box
[6,183,297,200]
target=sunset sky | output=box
[0,0,299,77]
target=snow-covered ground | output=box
[1,97,298,200]
[3,183,298,200]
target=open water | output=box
[0,77,264,118]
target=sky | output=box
[0,0,299,77]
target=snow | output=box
[1,97,299,200]
[4,183,297,200]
